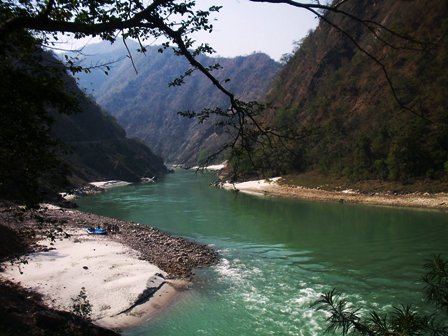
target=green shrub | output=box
[70,287,92,320]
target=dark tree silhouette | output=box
[0,26,76,204]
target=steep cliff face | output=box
[51,69,167,185]
[90,46,280,165]
[253,0,448,181]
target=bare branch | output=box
[122,35,138,75]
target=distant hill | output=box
[74,45,280,165]
[51,58,167,185]
[63,40,140,95]
[238,0,448,182]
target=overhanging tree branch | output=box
[0,0,438,173]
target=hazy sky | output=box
[58,0,319,61]
[191,0,319,60]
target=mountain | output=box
[66,40,140,95]
[50,69,167,185]
[239,0,448,182]
[77,45,280,165]
[1,32,167,205]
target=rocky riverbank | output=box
[221,178,448,211]
[269,184,448,210]
[0,203,218,334]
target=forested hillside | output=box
[85,46,279,165]
[1,32,166,204]
[51,72,167,185]
[234,0,448,183]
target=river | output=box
[77,171,448,335]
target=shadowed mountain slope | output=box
[50,55,167,185]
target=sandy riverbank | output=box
[0,205,218,333]
[222,178,448,210]
[1,229,182,331]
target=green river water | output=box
[77,171,448,336]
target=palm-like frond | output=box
[423,255,448,312]
[313,256,448,336]
[312,289,373,335]
[389,305,427,336]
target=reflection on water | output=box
[77,171,448,335]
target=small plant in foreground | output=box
[313,255,448,335]
[70,287,92,320]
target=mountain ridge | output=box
[73,45,280,165]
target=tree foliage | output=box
[314,256,448,336]
[0,24,75,205]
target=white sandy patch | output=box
[59,192,77,201]
[90,180,131,189]
[222,177,281,196]
[39,203,62,210]
[190,161,227,171]
[341,189,358,194]
[1,229,180,330]
[204,163,226,171]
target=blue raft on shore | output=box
[85,227,107,235]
